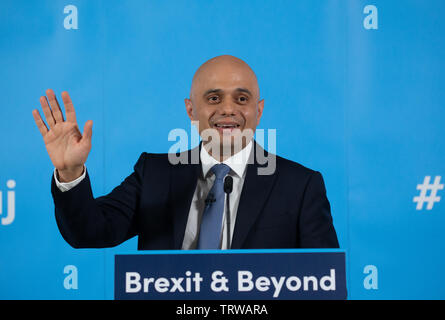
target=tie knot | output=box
[210,164,231,180]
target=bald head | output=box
[184,55,265,160]
[189,55,260,101]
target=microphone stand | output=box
[224,176,233,249]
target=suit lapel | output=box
[231,143,278,249]
[170,146,200,249]
[169,142,277,249]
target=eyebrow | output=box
[202,87,253,97]
[235,87,253,96]
[203,88,223,96]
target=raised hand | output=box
[32,89,93,182]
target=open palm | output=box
[32,89,93,181]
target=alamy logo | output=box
[0,179,16,225]
[413,176,443,210]
[167,121,277,175]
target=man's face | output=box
[185,56,264,155]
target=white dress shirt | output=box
[54,141,253,250]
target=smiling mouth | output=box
[213,123,241,134]
[214,123,240,129]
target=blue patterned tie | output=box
[197,163,231,249]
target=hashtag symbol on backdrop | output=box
[413,176,444,210]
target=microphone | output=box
[224,176,233,249]
[224,176,233,194]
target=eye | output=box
[237,96,248,103]
[208,95,220,103]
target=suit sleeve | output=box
[51,153,146,248]
[298,171,340,248]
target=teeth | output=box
[215,124,238,128]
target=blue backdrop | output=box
[0,0,444,299]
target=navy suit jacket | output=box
[51,143,339,250]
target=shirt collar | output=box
[200,140,253,178]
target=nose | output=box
[219,101,236,116]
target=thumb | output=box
[81,120,93,142]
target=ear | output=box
[184,98,195,121]
[256,99,265,126]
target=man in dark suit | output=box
[32,55,339,250]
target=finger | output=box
[81,120,93,143]
[39,95,56,129]
[46,88,64,123]
[32,109,48,137]
[61,91,77,124]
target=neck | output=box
[203,141,249,162]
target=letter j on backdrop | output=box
[0,180,16,226]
